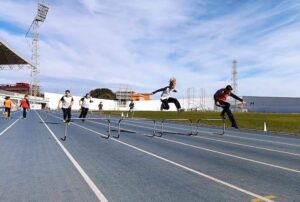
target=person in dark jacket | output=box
[214,85,244,129]
[129,100,135,113]
[151,77,184,112]
[20,95,30,118]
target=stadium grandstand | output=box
[0,39,47,109]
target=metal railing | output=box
[197,118,226,135]
[114,118,157,139]
[157,119,198,137]
[61,118,111,141]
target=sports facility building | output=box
[243,96,300,113]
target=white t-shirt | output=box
[161,87,176,100]
[80,97,92,108]
[60,96,74,108]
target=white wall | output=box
[243,96,300,113]
[45,92,214,111]
[44,92,116,110]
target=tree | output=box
[89,88,116,100]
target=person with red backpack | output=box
[214,85,245,129]
[20,95,30,118]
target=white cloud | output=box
[0,0,300,97]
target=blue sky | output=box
[1,0,300,98]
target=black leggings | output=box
[62,108,71,122]
[218,100,237,127]
[4,108,11,117]
[79,107,89,119]
[23,108,28,118]
[161,97,181,110]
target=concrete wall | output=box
[243,96,300,113]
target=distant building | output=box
[131,92,151,101]
[0,83,40,95]
[243,96,300,113]
[115,91,151,101]
[0,89,48,109]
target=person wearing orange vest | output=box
[3,96,14,118]
[214,85,244,129]
[20,95,30,118]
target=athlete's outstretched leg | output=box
[62,108,67,121]
[83,108,89,118]
[79,107,84,118]
[168,97,181,110]
[66,108,71,123]
[161,99,170,110]
[226,109,238,128]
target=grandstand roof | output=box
[0,39,35,69]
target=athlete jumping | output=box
[151,77,184,112]
[214,85,244,129]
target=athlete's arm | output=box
[70,97,74,108]
[58,96,64,109]
[230,93,243,102]
[79,98,84,107]
[152,86,168,95]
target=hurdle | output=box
[61,117,111,141]
[197,118,226,135]
[157,119,197,137]
[114,118,157,139]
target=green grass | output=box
[94,110,300,135]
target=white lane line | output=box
[192,135,300,157]
[117,118,300,147]
[35,111,108,202]
[158,137,300,174]
[62,119,275,202]
[48,112,300,173]
[0,117,21,136]
[108,120,300,157]
[223,134,300,147]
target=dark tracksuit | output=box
[214,88,243,128]
[129,102,134,112]
[152,86,181,110]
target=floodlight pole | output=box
[30,20,40,96]
[27,0,49,96]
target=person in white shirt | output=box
[79,93,93,121]
[57,90,74,123]
[151,77,183,112]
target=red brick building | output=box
[0,83,38,95]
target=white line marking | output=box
[109,120,300,157]
[158,137,300,174]
[71,122,109,138]
[49,113,300,172]
[117,118,300,147]
[224,134,300,147]
[193,135,300,157]
[0,118,21,136]
[35,111,108,202]
[109,120,300,173]
[59,117,275,202]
